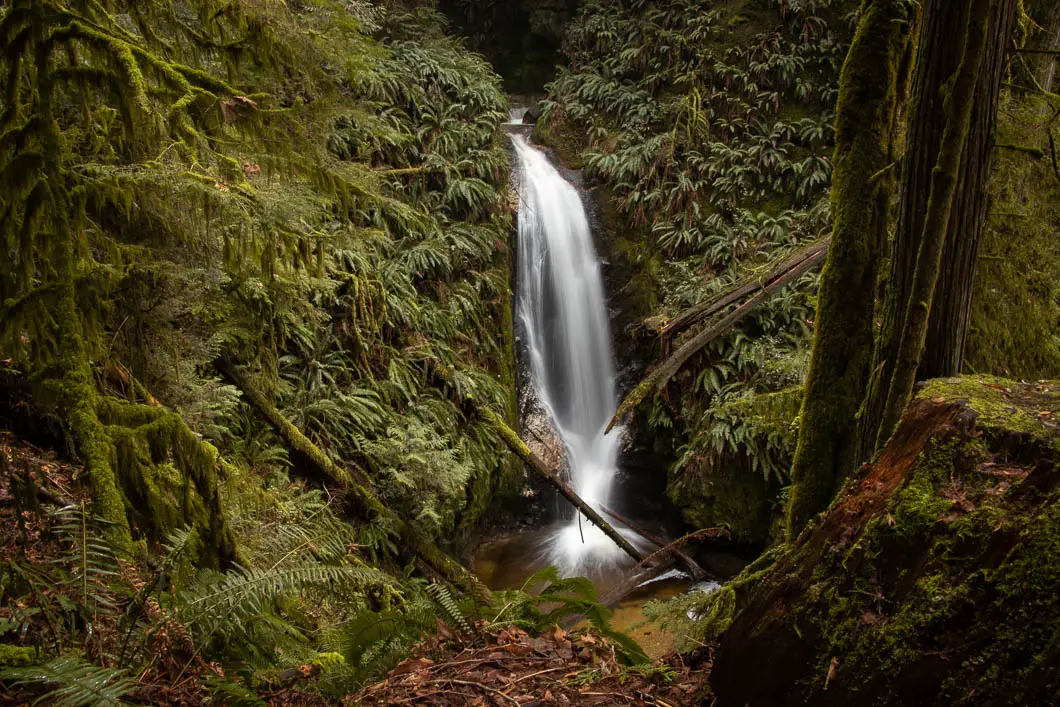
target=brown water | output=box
[473,523,693,659]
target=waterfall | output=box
[510,133,637,575]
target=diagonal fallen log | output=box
[660,237,830,341]
[556,527,730,629]
[471,402,647,565]
[218,359,488,599]
[598,504,706,581]
[606,240,829,432]
[426,362,647,565]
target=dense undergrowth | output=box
[0,0,557,701]
[538,0,856,541]
[0,435,646,702]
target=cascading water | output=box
[510,131,639,575]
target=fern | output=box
[0,657,136,707]
[427,583,474,635]
[485,567,651,666]
[179,564,392,631]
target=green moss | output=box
[531,114,588,170]
[966,92,1060,379]
[710,377,1060,704]
[97,399,236,568]
[889,439,962,537]
[668,456,776,545]
[0,644,38,667]
[786,0,912,537]
[918,376,1060,456]
[311,651,346,674]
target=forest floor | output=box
[0,432,711,706]
[349,622,712,706]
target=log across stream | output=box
[473,525,719,659]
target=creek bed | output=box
[473,523,700,659]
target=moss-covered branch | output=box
[607,242,828,433]
[217,359,488,598]
[659,237,831,342]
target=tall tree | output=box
[783,0,912,537]
[859,0,1017,459]
[788,0,1018,537]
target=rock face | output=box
[707,377,1060,706]
[519,382,568,482]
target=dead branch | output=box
[607,244,827,432]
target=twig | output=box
[424,678,521,706]
[506,666,567,685]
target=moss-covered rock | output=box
[0,644,38,667]
[707,376,1060,706]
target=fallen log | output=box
[218,359,488,598]
[470,402,647,565]
[659,237,830,342]
[425,362,646,565]
[560,527,730,629]
[606,242,828,432]
[598,504,706,581]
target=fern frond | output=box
[427,583,473,635]
[0,657,136,707]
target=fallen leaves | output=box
[349,621,710,706]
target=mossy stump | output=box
[707,376,1060,706]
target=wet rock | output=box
[520,383,568,480]
[523,101,544,124]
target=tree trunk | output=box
[861,0,1015,456]
[1025,0,1060,93]
[873,0,1013,453]
[784,0,912,539]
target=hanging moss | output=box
[96,398,236,567]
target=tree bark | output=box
[785,0,912,539]
[859,0,1017,461]
[876,0,998,448]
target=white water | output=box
[510,133,638,575]
[507,107,527,125]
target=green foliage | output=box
[1,0,518,570]
[539,0,855,536]
[0,504,128,654]
[0,657,136,707]
[486,566,651,665]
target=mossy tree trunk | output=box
[875,0,997,448]
[15,1,132,547]
[860,0,1017,460]
[784,0,913,538]
[2,2,242,565]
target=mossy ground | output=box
[704,376,1060,706]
